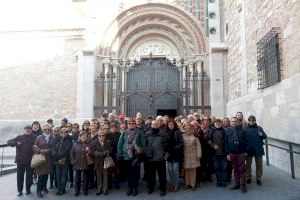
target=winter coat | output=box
[33,134,57,176]
[107,132,121,161]
[51,135,73,164]
[165,129,183,163]
[208,127,228,155]
[70,141,90,170]
[183,133,202,169]
[91,139,112,169]
[117,128,145,160]
[245,124,267,156]
[225,126,247,154]
[7,134,36,164]
[144,129,168,161]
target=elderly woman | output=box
[33,124,57,198]
[92,130,112,195]
[182,122,202,191]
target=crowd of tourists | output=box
[6,111,267,198]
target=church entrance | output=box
[126,57,180,118]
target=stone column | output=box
[209,44,228,117]
[76,49,95,118]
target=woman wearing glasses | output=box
[33,124,57,198]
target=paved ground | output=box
[0,163,299,200]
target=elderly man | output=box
[7,125,36,196]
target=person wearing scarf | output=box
[117,119,145,196]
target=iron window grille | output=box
[257,27,281,90]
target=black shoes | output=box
[241,185,247,193]
[230,185,240,190]
[147,189,154,195]
[257,180,262,185]
[132,189,138,196]
[126,189,132,196]
[83,191,88,196]
[26,190,31,195]
[103,190,108,195]
[246,179,252,184]
[74,191,79,197]
[17,192,23,196]
[160,191,166,196]
[37,192,43,198]
[96,190,102,195]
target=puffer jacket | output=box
[144,128,168,161]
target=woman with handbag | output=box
[70,131,90,196]
[33,124,57,198]
[92,130,112,195]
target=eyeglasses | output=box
[152,124,158,126]
[194,115,199,117]
[44,129,50,131]
[128,123,135,125]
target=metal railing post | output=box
[289,143,295,179]
[265,138,269,166]
[0,147,4,176]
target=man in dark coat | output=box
[144,120,168,196]
[245,115,267,185]
[7,125,36,196]
[225,117,247,193]
[51,128,73,195]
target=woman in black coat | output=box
[165,119,183,192]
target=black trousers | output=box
[75,170,88,193]
[17,164,33,193]
[146,161,166,192]
[37,175,48,193]
[123,160,140,190]
[50,166,57,188]
[68,164,74,183]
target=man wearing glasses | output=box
[245,115,267,186]
[117,119,145,196]
[225,117,247,193]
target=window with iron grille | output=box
[257,27,281,90]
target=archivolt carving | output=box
[116,3,207,54]
[120,28,187,60]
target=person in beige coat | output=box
[182,122,202,191]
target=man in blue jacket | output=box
[245,115,267,185]
[225,117,247,193]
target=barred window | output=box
[257,27,281,90]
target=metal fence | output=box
[265,137,300,179]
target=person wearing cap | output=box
[61,118,68,128]
[7,125,36,196]
[245,115,267,185]
[208,119,228,187]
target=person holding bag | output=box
[92,130,112,195]
[7,125,36,196]
[33,124,57,198]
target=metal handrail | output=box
[0,144,9,176]
[265,137,300,179]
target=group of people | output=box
[6,111,267,198]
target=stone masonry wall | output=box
[0,30,85,120]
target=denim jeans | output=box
[213,155,227,184]
[55,164,69,192]
[167,162,180,188]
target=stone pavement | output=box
[0,163,299,200]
